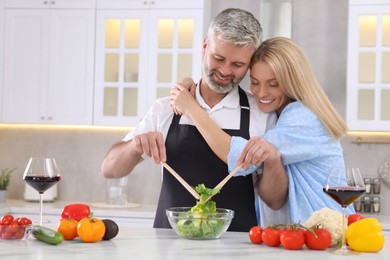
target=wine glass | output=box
[23,158,61,226]
[323,168,365,255]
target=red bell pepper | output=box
[61,204,90,221]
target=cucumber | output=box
[32,225,64,245]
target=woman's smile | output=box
[259,98,274,104]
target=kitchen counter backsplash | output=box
[6,158,163,206]
[0,126,162,206]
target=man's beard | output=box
[202,62,242,94]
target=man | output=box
[101,8,287,231]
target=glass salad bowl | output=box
[166,207,234,240]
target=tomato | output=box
[57,218,79,240]
[248,226,263,244]
[280,227,305,250]
[17,217,32,226]
[77,217,106,243]
[0,215,33,240]
[61,204,91,221]
[261,226,282,247]
[13,229,25,239]
[5,221,19,234]
[304,228,332,250]
[2,231,13,240]
[348,214,364,226]
[1,214,14,225]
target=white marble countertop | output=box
[0,227,389,259]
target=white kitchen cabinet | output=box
[347,0,390,130]
[2,5,95,124]
[94,3,203,126]
[97,0,203,9]
[4,0,96,9]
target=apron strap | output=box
[237,86,250,139]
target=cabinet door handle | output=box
[150,1,155,4]
[143,1,148,5]
[48,116,53,121]
[40,116,45,120]
[51,1,55,4]
[43,1,48,4]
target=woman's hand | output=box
[170,84,199,116]
[236,136,281,170]
[170,78,196,115]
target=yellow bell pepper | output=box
[346,217,384,252]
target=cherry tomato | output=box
[304,228,332,250]
[61,204,91,221]
[17,217,32,226]
[348,214,364,226]
[280,227,305,250]
[261,226,282,247]
[13,229,25,239]
[5,221,19,234]
[57,219,79,240]
[248,226,263,244]
[0,215,32,240]
[77,217,106,243]
[1,214,14,225]
[2,231,13,240]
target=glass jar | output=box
[364,177,372,194]
[371,196,380,214]
[372,178,381,194]
[353,198,362,213]
[362,196,371,213]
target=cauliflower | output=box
[304,207,346,247]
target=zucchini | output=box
[32,225,64,245]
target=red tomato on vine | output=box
[280,227,305,250]
[304,228,332,250]
[261,226,282,247]
[248,226,263,244]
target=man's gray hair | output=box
[208,8,263,49]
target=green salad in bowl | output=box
[166,184,234,240]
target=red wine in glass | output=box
[23,158,61,226]
[323,167,365,255]
[24,175,61,194]
[322,187,365,207]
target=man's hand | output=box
[132,132,166,164]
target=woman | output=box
[170,37,354,225]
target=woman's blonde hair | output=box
[251,37,348,139]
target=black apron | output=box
[153,87,257,232]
